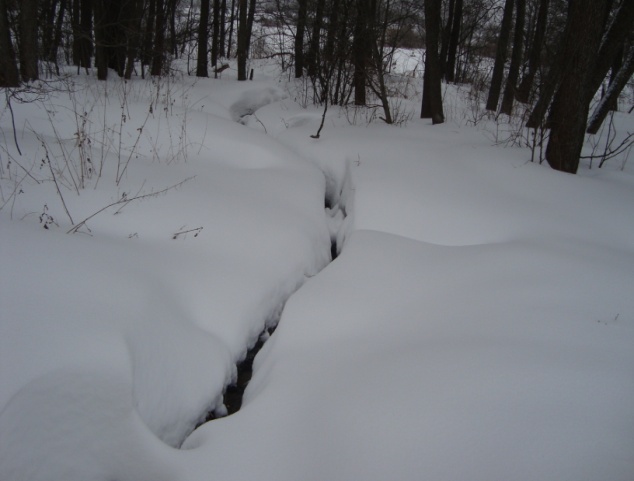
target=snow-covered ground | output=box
[1,59,633,481]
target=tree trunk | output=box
[421,0,444,124]
[142,0,156,75]
[211,0,220,68]
[79,0,92,69]
[352,0,370,105]
[227,0,235,58]
[445,0,462,82]
[236,0,247,80]
[500,0,526,115]
[50,0,67,64]
[168,0,178,56]
[439,0,455,78]
[124,0,143,79]
[196,0,210,76]
[545,0,609,173]
[485,0,515,112]
[515,0,549,103]
[0,0,20,86]
[151,0,166,76]
[306,0,326,79]
[93,0,108,79]
[323,0,340,65]
[219,0,226,58]
[294,0,307,78]
[245,0,255,56]
[19,0,39,81]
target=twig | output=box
[172,226,203,239]
[45,150,74,225]
[67,176,195,234]
[5,90,22,156]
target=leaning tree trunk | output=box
[485,0,514,112]
[586,0,634,103]
[545,0,610,174]
[421,0,444,124]
[587,45,634,135]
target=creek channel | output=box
[199,194,345,423]
[196,97,349,425]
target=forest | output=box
[2,0,633,172]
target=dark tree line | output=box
[0,0,257,82]
[1,0,632,173]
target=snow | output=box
[2,60,634,481]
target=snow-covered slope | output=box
[1,62,633,481]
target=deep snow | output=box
[1,59,633,481]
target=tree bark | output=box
[421,0,444,124]
[485,0,515,112]
[500,0,526,115]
